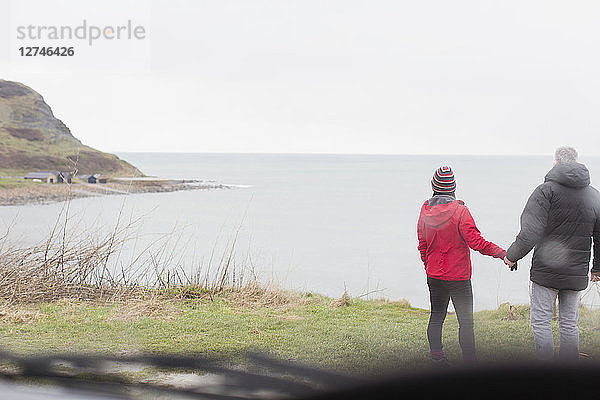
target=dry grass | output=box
[223,282,309,309]
[388,299,412,308]
[365,298,412,308]
[109,297,182,321]
[497,302,530,320]
[331,290,351,308]
[54,298,96,318]
[0,302,41,324]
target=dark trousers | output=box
[427,277,475,361]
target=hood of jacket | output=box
[545,162,590,189]
[422,196,461,228]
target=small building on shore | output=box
[56,172,72,184]
[24,171,72,184]
[79,174,107,184]
[79,174,97,184]
[24,171,58,184]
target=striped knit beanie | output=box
[431,166,456,194]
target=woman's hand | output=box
[504,256,517,271]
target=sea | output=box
[2,153,600,311]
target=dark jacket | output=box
[418,195,506,281]
[506,162,600,290]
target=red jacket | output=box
[417,198,506,281]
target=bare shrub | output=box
[0,206,145,304]
[0,191,265,306]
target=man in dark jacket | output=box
[505,147,600,361]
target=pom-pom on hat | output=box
[431,166,456,194]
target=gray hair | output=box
[554,146,578,164]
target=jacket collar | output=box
[427,194,456,206]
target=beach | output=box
[0,178,231,206]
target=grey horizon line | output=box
[109,151,563,157]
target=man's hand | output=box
[504,256,517,271]
[591,271,600,282]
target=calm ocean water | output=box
[3,153,600,311]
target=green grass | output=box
[0,177,39,189]
[0,296,599,375]
[0,169,30,177]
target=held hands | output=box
[591,272,600,282]
[503,256,517,271]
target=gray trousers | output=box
[530,281,581,361]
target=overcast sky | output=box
[1,0,600,155]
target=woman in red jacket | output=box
[417,166,507,365]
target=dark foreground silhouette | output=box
[0,350,598,399]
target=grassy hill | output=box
[0,79,142,176]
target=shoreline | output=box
[0,179,233,207]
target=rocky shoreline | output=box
[0,179,231,206]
